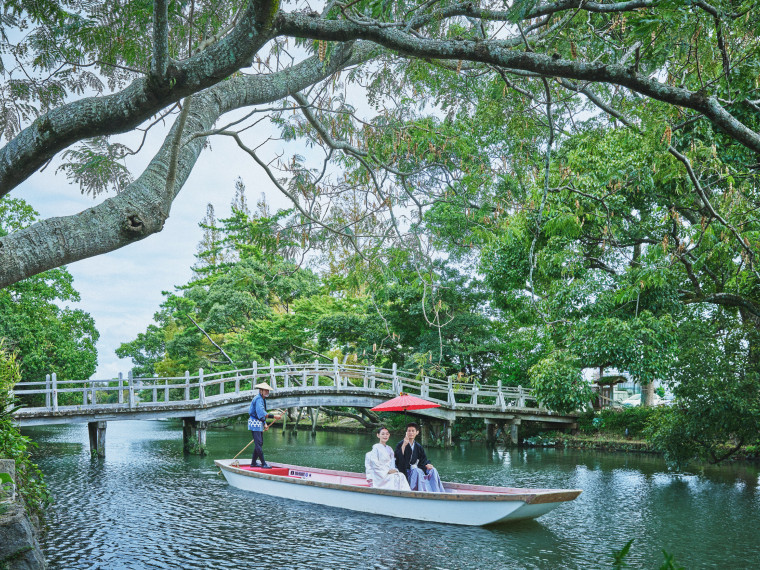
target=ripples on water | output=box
[24,421,760,569]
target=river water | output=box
[22,421,760,569]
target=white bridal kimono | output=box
[367,443,411,491]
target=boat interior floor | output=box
[234,465,522,495]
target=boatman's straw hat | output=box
[255,382,274,391]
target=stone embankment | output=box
[0,459,46,569]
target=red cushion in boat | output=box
[242,466,291,476]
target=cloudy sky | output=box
[14,113,291,379]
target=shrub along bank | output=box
[1,342,49,569]
[523,407,760,466]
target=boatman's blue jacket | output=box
[248,394,269,432]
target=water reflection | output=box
[22,421,760,569]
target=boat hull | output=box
[215,460,580,526]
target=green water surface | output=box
[23,421,760,569]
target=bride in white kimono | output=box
[366,427,411,491]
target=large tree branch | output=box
[399,0,659,30]
[684,293,760,324]
[274,12,760,155]
[2,0,747,197]
[0,46,359,288]
[0,0,280,195]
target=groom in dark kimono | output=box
[394,422,446,492]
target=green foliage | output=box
[644,313,760,467]
[57,136,133,196]
[0,342,51,517]
[611,538,634,569]
[0,198,99,398]
[5,0,760,475]
[645,389,760,469]
[597,407,657,438]
[119,180,509,383]
[611,538,685,570]
[529,350,592,414]
[574,312,677,387]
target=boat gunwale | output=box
[215,460,582,505]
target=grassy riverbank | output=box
[522,407,760,463]
[523,431,760,463]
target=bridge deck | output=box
[12,362,577,427]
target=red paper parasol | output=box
[371,392,441,412]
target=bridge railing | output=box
[11,359,539,413]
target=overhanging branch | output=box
[274,12,760,155]
[0,0,279,195]
[0,47,358,288]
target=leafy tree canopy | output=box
[0,198,99,387]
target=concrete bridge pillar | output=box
[182,417,207,455]
[420,421,433,447]
[197,421,208,455]
[510,419,521,446]
[183,417,194,452]
[486,422,497,445]
[445,421,453,447]
[292,407,304,432]
[88,421,106,457]
[309,407,318,434]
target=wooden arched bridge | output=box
[12,360,578,456]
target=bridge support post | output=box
[197,421,208,455]
[310,407,318,434]
[183,418,194,452]
[444,421,453,447]
[88,421,106,458]
[486,422,496,445]
[294,406,305,431]
[182,418,207,455]
[420,422,434,447]
[510,419,521,446]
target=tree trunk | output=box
[641,382,655,407]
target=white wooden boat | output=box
[215,459,582,526]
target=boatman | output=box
[394,422,446,492]
[249,382,280,469]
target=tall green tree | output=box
[0,198,99,392]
